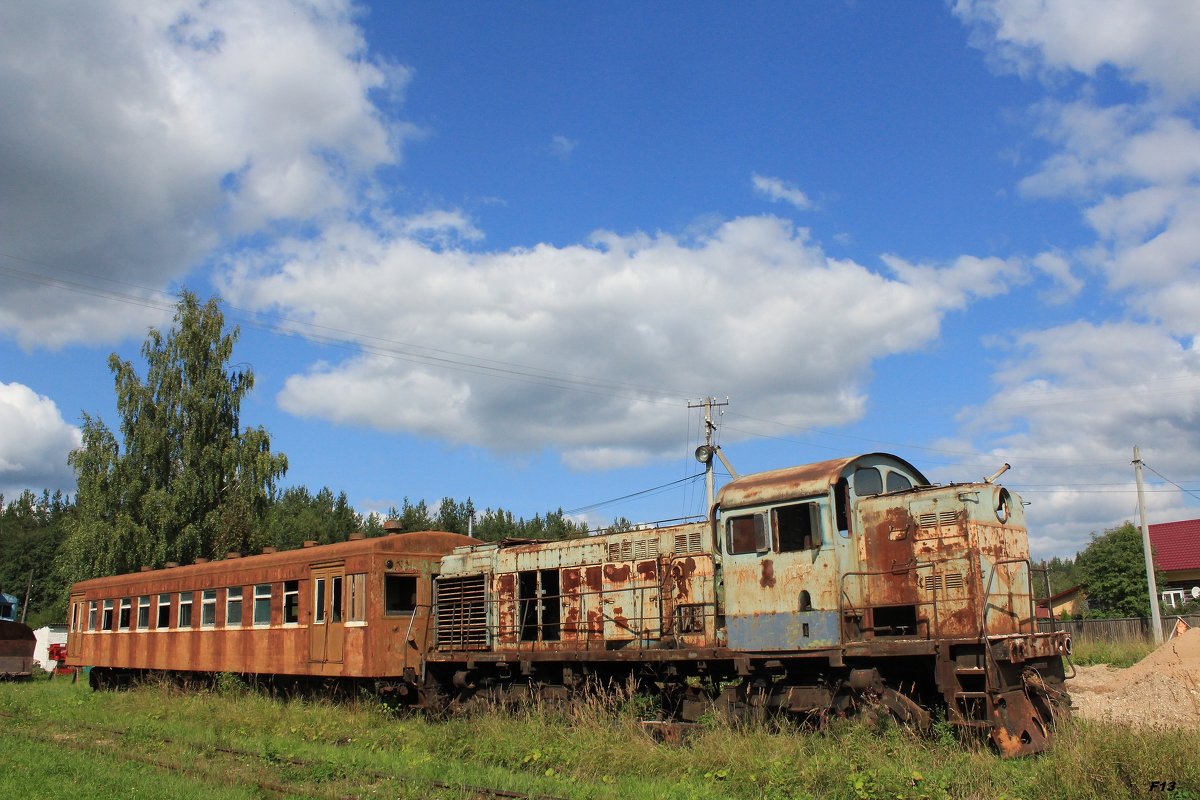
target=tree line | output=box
[3,293,585,627]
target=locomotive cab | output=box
[715,453,927,651]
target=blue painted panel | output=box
[727,610,840,650]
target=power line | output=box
[564,473,704,516]
[1142,463,1200,502]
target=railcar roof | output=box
[716,452,929,510]
[71,531,480,591]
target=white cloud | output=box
[954,0,1200,99]
[0,382,82,498]
[952,322,1200,554]
[948,0,1200,554]
[220,214,1019,467]
[0,0,408,349]
[752,174,813,210]
[550,135,578,159]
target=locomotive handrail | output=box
[977,556,1037,640]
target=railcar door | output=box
[310,565,345,664]
[720,497,840,650]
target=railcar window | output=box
[226,587,243,626]
[179,592,193,628]
[284,580,299,624]
[384,575,418,615]
[157,594,170,629]
[331,577,343,623]
[726,513,768,555]
[201,589,217,627]
[774,502,823,552]
[118,598,131,631]
[254,584,272,626]
[348,573,366,621]
[854,467,883,496]
[314,578,326,623]
[886,471,912,493]
[102,600,114,631]
[137,596,150,629]
[89,601,98,631]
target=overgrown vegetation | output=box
[2,677,1197,800]
[1068,638,1157,669]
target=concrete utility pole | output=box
[689,397,729,513]
[1133,445,1164,646]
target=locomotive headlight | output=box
[694,444,714,464]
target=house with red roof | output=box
[1149,518,1200,610]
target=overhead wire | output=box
[5,249,1199,517]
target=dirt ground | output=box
[1066,626,1200,729]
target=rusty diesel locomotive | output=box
[67,453,1069,756]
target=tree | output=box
[58,292,288,584]
[263,486,361,550]
[0,490,74,626]
[1075,522,1166,618]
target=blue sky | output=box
[1,1,1198,557]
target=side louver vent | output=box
[919,572,965,592]
[917,510,960,528]
[673,529,704,554]
[607,538,659,561]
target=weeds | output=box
[2,678,1198,800]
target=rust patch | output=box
[635,560,657,581]
[584,565,602,592]
[603,563,631,584]
[671,557,696,599]
[586,609,603,637]
[760,559,776,589]
[561,568,582,594]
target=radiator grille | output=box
[435,574,489,650]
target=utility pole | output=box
[1133,445,1163,645]
[689,397,730,513]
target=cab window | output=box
[726,513,768,555]
[774,501,823,552]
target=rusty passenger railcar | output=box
[66,532,476,690]
[430,453,1069,756]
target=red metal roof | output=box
[1148,518,1200,573]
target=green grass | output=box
[1068,638,1156,668]
[1,675,1197,800]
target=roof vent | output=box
[348,532,366,541]
[225,552,241,559]
[165,562,179,568]
[302,540,318,548]
[194,557,209,564]
[383,520,403,533]
[139,566,153,572]
[261,546,277,554]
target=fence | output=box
[1036,614,1200,643]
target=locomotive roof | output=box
[716,452,929,510]
[71,531,480,592]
